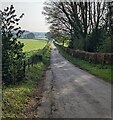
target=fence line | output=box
[2,43,50,85]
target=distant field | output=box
[18,39,47,52]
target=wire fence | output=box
[2,45,47,85]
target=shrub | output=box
[1,5,25,85]
[97,36,113,53]
[62,46,113,65]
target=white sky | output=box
[1,0,50,32]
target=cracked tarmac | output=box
[37,43,112,118]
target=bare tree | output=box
[43,0,110,51]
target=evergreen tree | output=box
[1,5,25,84]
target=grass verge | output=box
[2,43,51,118]
[55,44,112,83]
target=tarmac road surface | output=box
[38,43,111,118]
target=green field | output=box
[18,39,47,51]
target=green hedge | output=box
[56,43,113,65]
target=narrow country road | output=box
[38,43,111,118]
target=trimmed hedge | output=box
[56,43,113,65]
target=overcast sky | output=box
[1,0,50,32]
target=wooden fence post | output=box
[28,59,30,70]
[23,60,26,78]
[32,57,33,67]
[13,63,16,85]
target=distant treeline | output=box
[21,31,47,39]
[21,32,35,39]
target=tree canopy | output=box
[43,1,113,52]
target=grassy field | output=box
[55,43,112,83]
[18,39,47,52]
